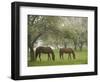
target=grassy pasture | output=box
[28,49,88,67]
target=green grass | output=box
[28,49,88,67]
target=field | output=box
[28,48,88,67]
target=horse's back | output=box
[60,48,73,53]
[36,46,53,53]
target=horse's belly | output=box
[64,52,70,54]
[41,52,49,54]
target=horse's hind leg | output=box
[60,53,62,59]
[62,54,64,59]
[39,54,41,61]
[60,53,63,59]
[59,50,62,59]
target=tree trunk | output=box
[29,46,34,61]
[63,42,67,48]
[74,41,77,50]
[29,33,44,61]
[32,33,44,45]
[79,46,82,51]
[64,44,67,48]
[79,42,84,51]
[74,45,77,50]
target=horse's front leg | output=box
[68,53,71,60]
[48,53,51,61]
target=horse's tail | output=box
[35,49,38,61]
[72,50,76,59]
[59,49,62,59]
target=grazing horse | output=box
[35,46,55,61]
[59,48,76,59]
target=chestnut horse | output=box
[59,48,76,59]
[35,46,55,61]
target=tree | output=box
[62,17,88,50]
[28,15,88,61]
[77,18,88,51]
[28,15,62,61]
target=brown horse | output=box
[59,48,76,59]
[35,46,55,61]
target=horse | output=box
[35,46,55,61]
[59,48,76,60]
